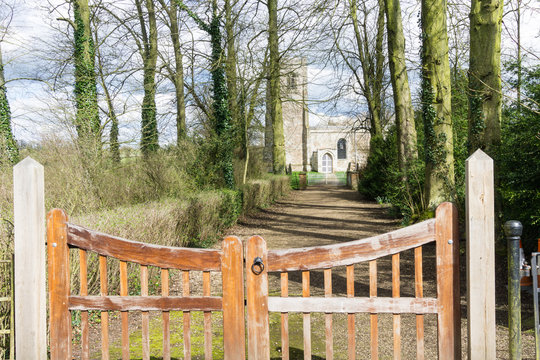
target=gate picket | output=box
[246,236,270,359]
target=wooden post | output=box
[466,149,496,359]
[13,157,46,359]
[435,202,460,359]
[47,209,72,359]
[222,236,246,359]
[246,236,270,359]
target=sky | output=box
[2,0,539,144]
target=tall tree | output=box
[0,44,18,164]
[157,0,187,144]
[267,0,286,174]
[421,0,455,208]
[224,0,240,144]
[136,0,159,155]
[94,30,120,163]
[176,0,235,189]
[350,0,385,136]
[384,0,418,171]
[331,0,386,137]
[468,0,503,155]
[73,0,100,152]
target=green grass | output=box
[108,312,224,359]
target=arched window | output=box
[337,138,346,159]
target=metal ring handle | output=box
[251,257,264,275]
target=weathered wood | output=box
[246,236,270,359]
[346,265,355,360]
[221,236,245,359]
[80,249,89,360]
[281,272,289,360]
[466,149,496,359]
[324,268,333,360]
[14,158,46,359]
[47,209,71,359]
[303,271,311,360]
[162,268,170,360]
[203,271,212,360]
[369,260,378,360]
[183,271,191,360]
[67,223,222,271]
[267,297,439,314]
[393,254,401,360]
[415,247,424,360]
[99,255,109,360]
[267,219,435,271]
[435,202,460,359]
[120,261,129,360]
[141,265,150,360]
[69,296,223,311]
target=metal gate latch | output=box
[251,257,264,275]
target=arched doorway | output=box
[321,153,333,173]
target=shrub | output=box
[71,189,242,294]
[241,175,290,213]
[499,65,540,252]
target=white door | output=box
[321,153,333,173]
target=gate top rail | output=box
[267,218,436,272]
[65,219,222,271]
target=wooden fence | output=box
[0,256,14,360]
[13,149,496,359]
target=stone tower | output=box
[263,58,309,172]
[282,58,309,171]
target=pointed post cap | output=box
[14,156,43,170]
[466,148,493,162]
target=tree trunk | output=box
[384,0,418,171]
[468,0,503,156]
[73,0,100,152]
[137,0,159,155]
[421,0,455,208]
[169,1,187,144]
[349,0,383,136]
[264,77,273,167]
[225,0,240,148]
[0,44,18,164]
[95,41,120,164]
[268,0,286,174]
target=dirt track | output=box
[228,185,401,249]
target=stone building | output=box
[265,59,371,173]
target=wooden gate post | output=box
[47,208,71,359]
[221,236,245,359]
[246,235,270,359]
[13,157,46,359]
[466,149,496,359]
[435,202,460,359]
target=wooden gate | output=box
[47,208,245,359]
[246,202,460,359]
[48,203,459,359]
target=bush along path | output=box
[95,185,535,359]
